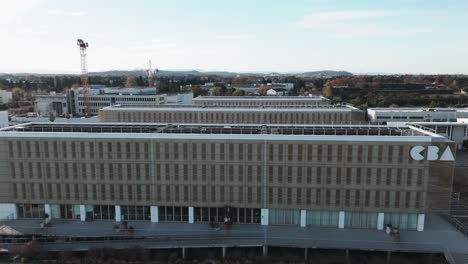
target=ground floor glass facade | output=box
[306,210,339,227]
[17,204,46,219]
[159,206,189,222]
[269,208,300,225]
[384,213,418,230]
[344,212,378,229]
[93,205,115,220]
[193,207,260,224]
[120,206,150,221]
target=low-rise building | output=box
[0,90,12,104]
[193,96,330,106]
[387,118,468,150]
[0,111,8,128]
[99,104,365,124]
[34,93,68,116]
[67,86,167,116]
[367,108,468,123]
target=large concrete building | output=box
[98,105,365,124]
[34,86,193,117]
[67,86,169,116]
[193,96,330,106]
[367,107,468,123]
[0,123,455,231]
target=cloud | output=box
[0,0,43,25]
[215,34,253,40]
[297,10,432,38]
[47,9,86,17]
[299,10,405,28]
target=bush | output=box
[10,240,47,260]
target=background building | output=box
[0,111,8,128]
[34,93,68,116]
[387,119,468,150]
[34,85,193,117]
[193,96,330,106]
[99,104,365,124]
[0,123,455,231]
[367,107,468,123]
[67,86,167,116]
[0,90,12,104]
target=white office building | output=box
[0,90,12,104]
[367,108,468,123]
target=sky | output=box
[0,0,467,74]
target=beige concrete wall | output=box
[0,136,454,214]
[99,109,366,124]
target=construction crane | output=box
[77,38,90,117]
[145,60,158,88]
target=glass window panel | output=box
[269,208,276,225]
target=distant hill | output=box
[89,70,353,78]
[296,71,353,78]
[89,70,257,77]
[0,70,353,78]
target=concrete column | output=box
[182,247,186,259]
[263,245,268,257]
[44,204,52,223]
[304,248,308,260]
[115,205,121,222]
[300,210,306,227]
[150,206,159,223]
[188,207,194,224]
[377,213,385,230]
[417,214,425,231]
[345,249,350,264]
[261,208,269,226]
[386,251,391,264]
[338,211,345,229]
[222,247,226,259]
[79,205,86,222]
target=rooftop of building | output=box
[192,96,329,101]
[101,104,362,112]
[0,123,447,141]
[368,107,468,113]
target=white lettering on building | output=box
[410,145,455,161]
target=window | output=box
[335,190,341,206]
[417,169,423,186]
[316,189,321,205]
[375,191,380,207]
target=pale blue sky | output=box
[1,0,467,74]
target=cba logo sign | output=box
[410,145,455,161]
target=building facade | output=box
[391,119,468,150]
[0,123,455,231]
[193,96,330,106]
[67,87,167,116]
[98,105,365,124]
[34,94,68,116]
[0,90,12,104]
[367,108,468,123]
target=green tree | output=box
[323,80,333,97]
[232,88,243,96]
[209,87,221,96]
[125,76,137,88]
